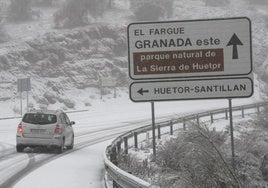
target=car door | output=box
[63,113,73,145]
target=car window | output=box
[23,113,57,125]
[64,113,71,125]
[59,114,67,124]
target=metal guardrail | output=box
[104,101,268,188]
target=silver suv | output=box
[16,110,75,153]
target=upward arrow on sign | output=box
[227,33,243,59]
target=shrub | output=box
[132,2,164,21]
[54,0,106,28]
[156,123,240,188]
[130,0,174,21]
[8,0,32,21]
[63,98,75,108]
[43,92,57,104]
[118,154,157,180]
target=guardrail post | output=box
[210,112,214,124]
[158,124,161,139]
[134,132,138,150]
[196,115,200,126]
[183,118,186,130]
[110,146,118,166]
[146,132,150,145]
[113,181,121,188]
[225,109,228,120]
[124,137,128,154]
[257,104,260,115]
[241,106,245,118]
[170,121,173,135]
[116,141,121,154]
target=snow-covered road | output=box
[0,92,260,188]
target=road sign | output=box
[130,77,253,102]
[17,78,31,92]
[101,77,116,87]
[128,17,252,80]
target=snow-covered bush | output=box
[12,105,21,115]
[53,0,106,28]
[156,123,240,188]
[43,91,57,104]
[118,153,157,180]
[0,55,10,70]
[8,0,32,21]
[57,97,75,109]
[140,116,268,187]
[130,0,174,21]
[0,23,9,43]
[33,95,49,110]
[130,2,165,21]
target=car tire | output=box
[16,145,24,153]
[66,135,74,150]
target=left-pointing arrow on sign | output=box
[138,88,149,95]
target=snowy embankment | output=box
[0,0,267,117]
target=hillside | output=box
[0,0,267,116]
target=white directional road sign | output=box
[128,17,252,80]
[130,78,253,102]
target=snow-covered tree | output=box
[130,0,174,21]
[8,0,32,21]
[54,0,106,28]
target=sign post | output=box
[229,99,235,169]
[127,17,253,164]
[17,77,31,115]
[151,102,156,160]
[100,77,117,99]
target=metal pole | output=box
[229,99,235,169]
[134,132,138,149]
[114,87,116,98]
[151,102,156,160]
[124,137,128,154]
[183,118,186,130]
[170,121,173,135]
[26,77,30,112]
[20,91,22,116]
[26,90,29,112]
[157,124,161,139]
[210,112,214,124]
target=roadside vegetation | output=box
[118,111,268,187]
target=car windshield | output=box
[22,113,57,125]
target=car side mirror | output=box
[70,121,75,126]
